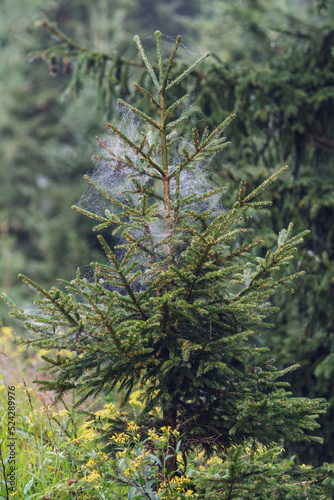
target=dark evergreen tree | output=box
[3,34,329,483]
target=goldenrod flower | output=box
[111,432,130,444]
[127,420,139,432]
[94,402,118,419]
[85,470,102,483]
[73,426,96,442]
[86,458,97,468]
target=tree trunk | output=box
[163,407,177,477]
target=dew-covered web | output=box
[139,31,201,61]
[76,31,228,269]
[76,107,152,218]
[170,135,226,217]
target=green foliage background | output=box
[1,0,333,467]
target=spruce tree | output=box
[2,32,328,477]
[30,5,334,387]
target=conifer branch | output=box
[178,186,227,207]
[33,20,144,68]
[134,35,159,90]
[238,179,246,205]
[164,94,190,125]
[96,135,112,154]
[192,127,200,149]
[165,51,211,91]
[18,274,78,327]
[160,35,183,91]
[97,235,147,320]
[70,206,110,224]
[106,122,164,176]
[166,115,189,130]
[202,113,236,145]
[207,206,248,241]
[155,30,164,83]
[121,231,155,260]
[169,131,231,180]
[79,290,131,355]
[134,83,160,108]
[82,176,134,212]
[231,227,308,302]
[118,99,162,131]
[130,177,164,201]
[242,165,288,204]
[185,243,214,302]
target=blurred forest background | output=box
[0,0,333,467]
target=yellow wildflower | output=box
[75,427,96,442]
[160,426,172,433]
[127,420,140,432]
[111,432,130,444]
[85,470,102,483]
[86,458,97,468]
[173,476,191,492]
[147,428,163,442]
[117,449,127,457]
[94,402,118,419]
